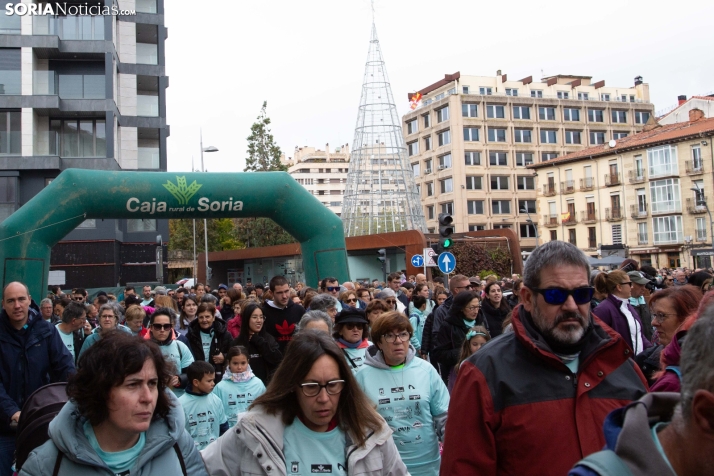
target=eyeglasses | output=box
[652,312,678,323]
[299,380,345,397]
[531,286,595,305]
[456,284,474,290]
[620,282,633,287]
[326,286,340,292]
[382,331,410,343]
[345,298,357,303]
[385,299,397,304]
[100,315,116,320]
[72,297,84,301]
[344,322,365,330]
[151,323,172,331]
[465,305,481,311]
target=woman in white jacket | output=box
[201,330,409,476]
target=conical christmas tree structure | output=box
[341,23,427,237]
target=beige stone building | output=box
[530,111,714,268]
[283,143,350,216]
[401,71,655,250]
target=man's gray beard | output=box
[531,300,588,345]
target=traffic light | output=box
[377,248,387,264]
[438,213,454,251]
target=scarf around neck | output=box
[223,366,255,383]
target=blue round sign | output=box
[411,254,424,267]
[437,252,456,274]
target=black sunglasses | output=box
[151,323,172,331]
[326,286,340,292]
[531,286,594,305]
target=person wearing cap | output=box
[333,308,371,372]
[627,271,653,342]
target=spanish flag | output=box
[409,92,422,110]
[561,212,571,221]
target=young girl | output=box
[213,346,266,428]
[448,326,491,392]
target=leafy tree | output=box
[244,101,286,172]
[233,218,297,248]
[168,218,242,252]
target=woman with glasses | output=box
[432,291,489,392]
[148,307,194,396]
[355,311,449,476]
[593,270,651,356]
[202,330,408,476]
[333,308,370,371]
[78,304,132,359]
[231,302,282,384]
[480,282,512,338]
[340,290,359,309]
[177,294,199,336]
[186,303,232,381]
[374,289,403,314]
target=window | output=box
[489,152,507,166]
[127,219,156,233]
[407,141,419,156]
[578,92,589,100]
[437,129,451,147]
[612,224,622,245]
[516,176,535,190]
[653,216,683,244]
[512,106,530,120]
[506,88,518,96]
[423,114,431,128]
[563,108,580,121]
[447,88,456,95]
[588,109,604,122]
[488,128,507,142]
[564,130,582,144]
[692,145,703,170]
[600,93,610,101]
[635,111,650,124]
[613,132,628,140]
[590,131,606,145]
[467,200,484,214]
[516,152,534,166]
[0,3,20,33]
[648,145,678,177]
[550,230,557,241]
[538,107,556,120]
[514,128,532,143]
[696,217,707,241]
[465,176,482,190]
[542,152,558,162]
[520,223,537,238]
[463,127,480,141]
[424,158,432,172]
[492,200,511,214]
[426,205,434,220]
[426,182,433,196]
[411,162,420,177]
[0,49,21,95]
[491,176,509,190]
[462,86,470,94]
[634,155,644,179]
[557,91,569,99]
[568,229,577,246]
[469,224,486,231]
[462,104,478,117]
[440,178,453,193]
[424,136,432,151]
[531,90,543,98]
[0,176,16,223]
[436,106,449,123]
[438,153,452,169]
[519,200,536,213]
[612,110,627,123]
[540,129,557,144]
[637,222,647,244]
[51,119,106,158]
[406,119,418,135]
[464,151,480,165]
[650,178,681,214]
[479,87,492,95]
[441,202,454,215]
[486,105,505,119]
[630,95,636,103]
[0,110,21,154]
[637,188,647,213]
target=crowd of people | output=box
[1,242,713,475]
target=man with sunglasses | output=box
[321,277,343,313]
[71,287,87,303]
[442,241,648,476]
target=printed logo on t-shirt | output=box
[379,388,384,396]
[311,464,332,473]
[391,387,404,393]
[276,320,296,342]
[408,384,416,390]
[409,394,421,400]
[378,398,390,404]
[412,421,423,429]
[393,396,405,401]
[291,462,299,473]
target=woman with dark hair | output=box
[333,308,370,371]
[186,303,232,380]
[176,294,199,336]
[687,270,713,292]
[148,307,194,396]
[231,302,282,384]
[19,332,207,476]
[365,299,390,327]
[202,330,408,476]
[480,282,512,338]
[355,311,449,475]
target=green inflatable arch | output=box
[0,169,350,299]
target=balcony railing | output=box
[33,131,59,156]
[136,0,158,13]
[33,15,105,40]
[563,212,577,225]
[606,207,623,221]
[580,177,594,191]
[696,229,708,242]
[604,173,621,186]
[588,239,597,249]
[685,160,704,175]
[543,214,559,227]
[686,197,708,214]
[137,95,159,116]
[628,170,646,183]
[136,43,158,65]
[138,147,160,169]
[560,180,575,194]
[543,184,556,196]
[637,233,648,245]
[630,203,648,219]
[581,211,597,223]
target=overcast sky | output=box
[164,0,714,173]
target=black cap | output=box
[335,307,368,326]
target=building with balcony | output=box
[283,143,350,216]
[0,0,169,288]
[402,71,655,251]
[530,109,714,268]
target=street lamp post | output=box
[200,130,219,283]
[691,185,714,268]
[520,208,539,247]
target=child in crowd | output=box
[178,361,229,451]
[409,295,428,356]
[449,326,491,392]
[213,346,266,428]
[124,304,148,337]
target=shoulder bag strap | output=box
[173,441,188,476]
[52,451,63,476]
[342,348,358,369]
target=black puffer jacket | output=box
[480,298,512,338]
[186,317,232,378]
[231,331,282,385]
[431,307,488,374]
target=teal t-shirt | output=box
[200,330,213,361]
[355,357,449,476]
[342,346,369,371]
[178,391,227,451]
[213,376,266,427]
[159,339,194,397]
[55,324,75,360]
[409,310,427,351]
[83,421,145,475]
[283,417,347,476]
